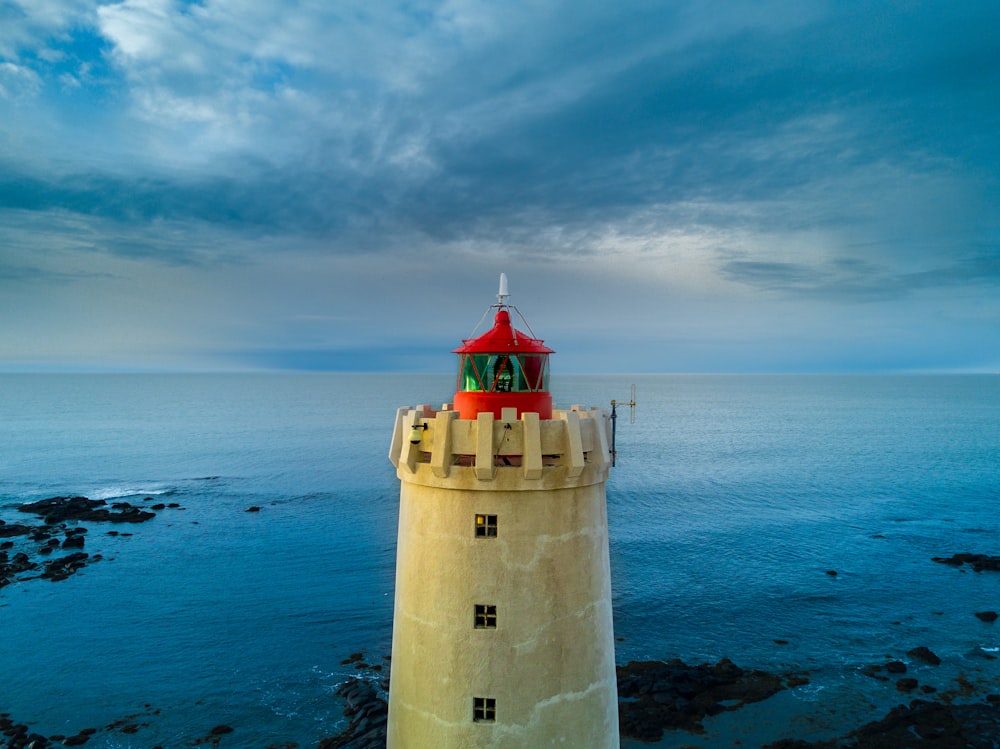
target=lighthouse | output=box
[387,275,620,748]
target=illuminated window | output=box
[457,354,548,393]
[475,514,498,537]
[473,697,496,723]
[474,604,497,629]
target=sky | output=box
[1,0,998,373]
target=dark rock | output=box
[932,553,1000,572]
[62,733,91,746]
[975,611,998,622]
[19,496,103,521]
[932,554,966,566]
[862,666,886,683]
[18,496,155,524]
[62,535,85,549]
[760,699,1000,748]
[245,506,261,513]
[825,570,838,576]
[848,699,1000,747]
[896,677,919,691]
[0,523,32,538]
[6,552,37,574]
[616,658,789,739]
[907,646,942,665]
[885,660,907,674]
[41,552,89,581]
[150,504,166,510]
[318,678,389,749]
[210,725,234,735]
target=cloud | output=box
[0,261,104,284]
[0,62,42,98]
[0,0,95,60]
[0,0,998,371]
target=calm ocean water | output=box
[1,373,998,747]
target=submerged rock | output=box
[616,658,796,740]
[18,496,156,524]
[932,553,1000,572]
[0,523,32,539]
[40,552,89,581]
[318,678,388,749]
[849,699,1000,747]
[907,646,942,666]
[763,699,1000,748]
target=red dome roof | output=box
[453,310,554,355]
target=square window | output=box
[475,514,497,537]
[474,604,497,629]
[473,697,496,723]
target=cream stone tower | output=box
[387,276,620,748]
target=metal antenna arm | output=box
[609,384,637,467]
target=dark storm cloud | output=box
[5,1,997,265]
[390,2,999,244]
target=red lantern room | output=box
[452,274,554,420]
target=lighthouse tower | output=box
[387,276,620,748]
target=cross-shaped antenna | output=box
[610,384,637,467]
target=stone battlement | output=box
[389,404,612,489]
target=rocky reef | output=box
[764,698,1000,748]
[1,495,171,590]
[616,657,803,740]
[317,679,388,749]
[932,552,1000,573]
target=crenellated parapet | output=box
[389,404,612,489]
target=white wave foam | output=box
[88,485,174,501]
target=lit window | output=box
[474,604,497,629]
[475,514,497,537]
[473,697,496,723]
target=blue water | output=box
[1,374,998,747]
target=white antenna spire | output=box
[497,272,510,306]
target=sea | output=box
[1,373,998,748]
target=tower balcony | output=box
[389,404,612,490]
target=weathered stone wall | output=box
[387,406,619,749]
